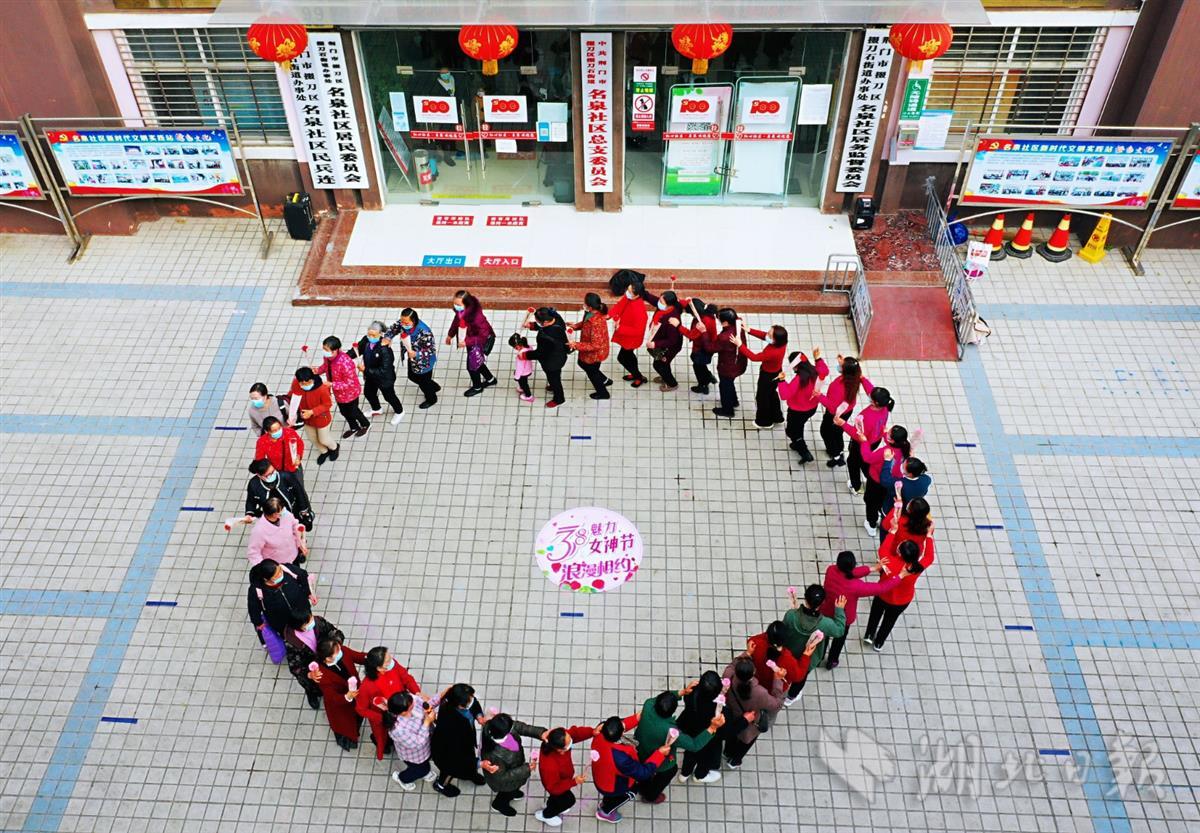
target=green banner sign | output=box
[899,77,929,122]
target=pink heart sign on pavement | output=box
[534,507,643,594]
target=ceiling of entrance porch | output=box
[210,0,989,26]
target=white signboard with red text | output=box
[580,32,613,193]
[671,92,718,124]
[412,95,458,125]
[482,95,529,123]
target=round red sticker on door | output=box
[534,507,643,593]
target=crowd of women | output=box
[235,269,937,825]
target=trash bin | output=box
[414,149,434,194]
[282,192,315,241]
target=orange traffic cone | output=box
[1037,213,1073,262]
[983,214,1007,261]
[1004,212,1035,259]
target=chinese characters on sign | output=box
[0,132,43,199]
[432,214,473,226]
[535,507,643,593]
[631,65,657,133]
[836,29,894,193]
[486,215,528,227]
[44,129,242,197]
[961,136,1173,210]
[580,33,613,193]
[289,33,368,190]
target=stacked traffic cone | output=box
[1036,213,1074,262]
[1004,212,1035,259]
[983,213,1007,261]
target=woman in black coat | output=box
[526,306,570,409]
[348,321,404,425]
[676,671,724,783]
[430,682,486,798]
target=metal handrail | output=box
[924,176,979,359]
[822,253,863,294]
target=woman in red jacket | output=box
[643,289,685,392]
[740,325,788,428]
[290,368,339,465]
[608,279,649,387]
[255,417,305,487]
[746,620,813,694]
[864,538,934,652]
[354,646,422,760]
[820,550,902,669]
[534,725,594,826]
[568,292,613,400]
[820,355,873,468]
[679,297,719,394]
[591,714,671,824]
[310,637,368,750]
[880,495,934,557]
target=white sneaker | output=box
[864,519,877,535]
[369,409,384,417]
[535,811,563,827]
[676,771,689,784]
[423,769,437,782]
[783,690,804,707]
[390,772,416,791]
[390,412,404,426]
[696,771,722,784]
[847,479,862,495]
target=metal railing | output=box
[924,176,978,359]
[822,253,863,294]
[848,268,873,350]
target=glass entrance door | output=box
[359,30,575,205]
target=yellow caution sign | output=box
[1078,212,1112,264]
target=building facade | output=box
[0,0,1195,247]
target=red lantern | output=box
[458,25,519,76]
[671,23,733,75]
[888,23,954,63]
[247,17,308,73]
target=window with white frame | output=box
[923,26,1106,149]
[116,28,290,145]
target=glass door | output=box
[726,77,801,203]
[660,83,732,203]
[358,30,575,205]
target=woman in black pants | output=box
[526,307,570,408]
[676,671,723,784]
[642,289,685,392]
[819,355,869,467]
[349,321,404,426]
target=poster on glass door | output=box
[663,86,730,197]
[728,80,798,196]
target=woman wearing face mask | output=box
[608,274,649,387]
[356,646,423,761]
[568,292,612,400]
[819,355,872,467]
[740,324,789,428]
[243,459,312,529]
[245,496,307,566]
[480,712,549,817]
[254,416,305,487]
[284,610,345,711]
[446,291,497,397]
[642,288,685,392]
[289,368,338,465]
[311,637,368,751]
[712,308,748,418]
[384,308,441,409]
[348,320,404,426]
[246,383,283,436]
[430,682,487,797]
[313,336,370,439]
[535,725,595,827]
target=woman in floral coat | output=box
[384,308,441,409]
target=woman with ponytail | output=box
[676,671,724,784]
[745,621,813,698]
[355,646,422,760]
[864,538,934,652]
[847,386,895,495]
[840,416,911,536]
[569,292,613,399]
[718,657,785,769]
[642,288,685,392]
[819,355,873,467]
[777,348,829,462]
[740,324,789,428]
[881,496,934,557]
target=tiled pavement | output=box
[0,219,1197,833]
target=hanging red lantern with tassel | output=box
[247,17,308,72]
[458,25,519,76]
[671,23,733,75]
[888,23,954,64]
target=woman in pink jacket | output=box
[315,335,370,438]
[776,348,828,463]
[246,497,309,566]
[840,416,912,535]
[819,355,873,468]
[820,550,901,669]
